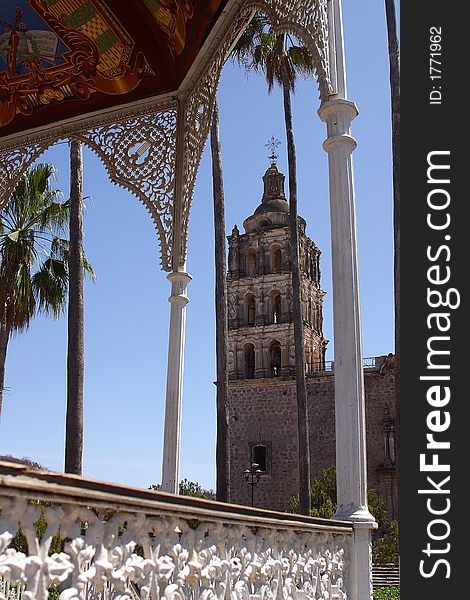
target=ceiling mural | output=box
[0,0,153,130]
[142,0,195,57]
[0,0,227,138]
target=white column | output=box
[319,98,375,524]
[319,98,376,599]
[161,270,192,493]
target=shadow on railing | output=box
[0,462,353,600]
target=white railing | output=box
[0,462,353,600]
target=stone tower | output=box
[226,159,398,518]
[226,159,327,382]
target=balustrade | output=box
[0,463,353,600]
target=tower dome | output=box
[244,161,307,233]
[256,162,289,212]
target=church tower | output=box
[226,153,398,516]
[226,156,327,383]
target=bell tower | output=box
[226,147,397,517]
[226,151,327,382]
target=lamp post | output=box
[243,462,262,507]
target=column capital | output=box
[318,98,359,123]
[322,134,357,153]
[318,99,359,148]
[167,271,192,285]
[167,271,192,305]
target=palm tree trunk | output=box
[0,322,11,422]
[65,139,84,475]
[210,98,230,502]
[385,0,400,499]
[282,68,311,516]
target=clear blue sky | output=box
[0,1,396,491]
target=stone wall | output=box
[228,355,398,519]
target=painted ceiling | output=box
[0,0,226,138]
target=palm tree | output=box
[65,139,86,475]
[0,164,70,421]
[233,14,316,515]
[210,99,230,502]
[384,0,400,503]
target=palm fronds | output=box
[232,12,316,94]
[0,164,95,336]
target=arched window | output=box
[246,249,257,276]
[269,341,281,377]
[272,246,282,273]
[244,344,255,379]
[272,292,282,324]
[251,444,269,473]
[246,294,256,326]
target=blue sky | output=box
[0,1,396,491]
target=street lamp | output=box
[243,462,263,507]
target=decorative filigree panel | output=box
[0,496,349,600]
[0,99,178,271]
[178,8,254,269]
[0,143,54,209]
[78,105,177,271]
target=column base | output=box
[334,506,377,526]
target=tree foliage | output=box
[0,163,95,420]
[373,586,400,600]
[372,520,399,565]
[232,12,316,93]
[0,454,46,469]
[287,467,399,564]
[149,479,215,500]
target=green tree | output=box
[288,466,398,564]
[150,479,215,500]
[373,587,400,600]
[233,13,316,515]
[0,164,69,420]
[0,162,95,427]
[373,520,399,565]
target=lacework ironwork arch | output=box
[76,106,178,271]
[0,104,178,271]
[0,0,334,273]
[0,143,55,209]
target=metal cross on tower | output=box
[265,136,281,165]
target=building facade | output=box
[227,160,398,519]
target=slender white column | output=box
[161,270,192,494]
[330,0,348,99]
[319,98,375,525]
[319,98,375,598]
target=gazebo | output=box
[0,2,377,598]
